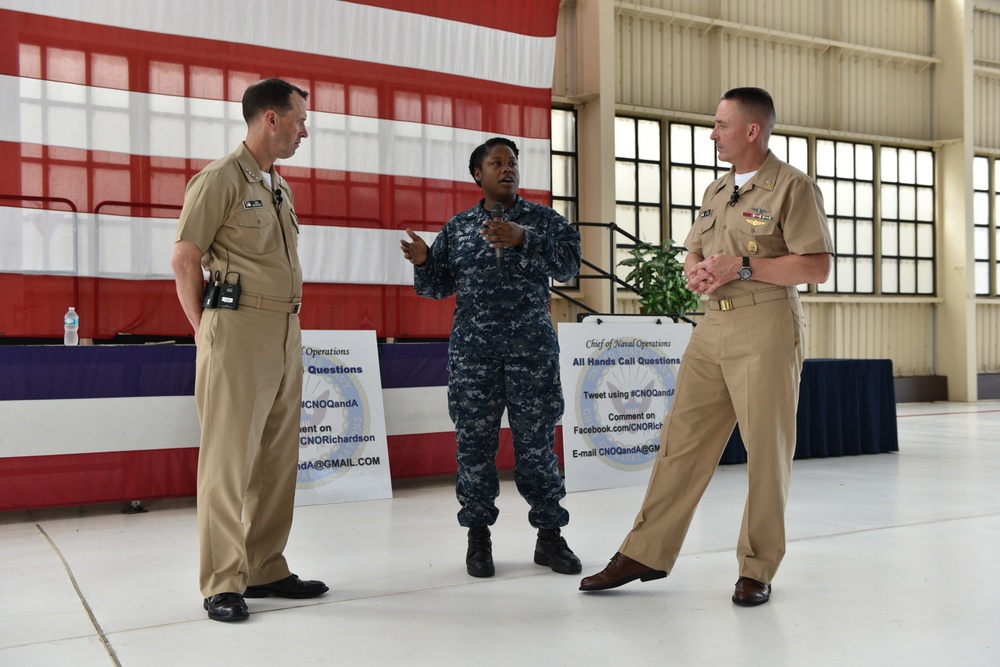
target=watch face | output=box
[739,267,752,281]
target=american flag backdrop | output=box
[0,0,562,340]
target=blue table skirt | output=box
[720,358,899,464]
[0,346,898,463]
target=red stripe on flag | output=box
[351,0,561,38]
[0,274,460,340]
[0,10,552,137]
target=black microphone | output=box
[729,185,740,207]
[491,202,504,270]
[275,186,283,211]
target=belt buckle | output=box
[292,303,302,314]
[719,298,734,311]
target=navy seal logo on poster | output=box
[559,319,692,492]
[297,330,392,506]
[299,353,371,486]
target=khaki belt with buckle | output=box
[707,287,795,312]
[241,292,302,314]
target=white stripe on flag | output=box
[1,75,552,190]
[0,205,435,285]
[0,0,556,89]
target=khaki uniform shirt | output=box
[685,150,834,298]
[176,142,302,302]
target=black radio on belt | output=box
[202,271,221,309]
[218,272,241,310]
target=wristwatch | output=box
[738,256,752,281]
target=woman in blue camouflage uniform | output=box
[400,137,582,578]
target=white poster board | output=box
[296,330,393,506]
[559,319,691,492]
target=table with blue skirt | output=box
[720,358,899,464]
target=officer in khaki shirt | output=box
[172,78,327,623]
[581,87,834,606]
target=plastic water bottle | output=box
[63,307,80,346]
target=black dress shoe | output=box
[204,592,249,622]
[732,576,771,606]
[466,526,495,578]
[579,552,667,591]
[534,528,582,574]
[244,574,328,599]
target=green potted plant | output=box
[619,240,702,317]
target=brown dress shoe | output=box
[579,552,667,591]
[732,576,771,606]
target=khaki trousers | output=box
[195,307,302,597]
[619,294,805,584]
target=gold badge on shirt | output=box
[748,241,759,255]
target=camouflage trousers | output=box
[448,353,570,529]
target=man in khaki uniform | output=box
[172,78,327,623]
[580,87,834,606]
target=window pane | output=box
[900,222,917,256]
[916,188,933,222]
[693,126,715,165]
[670,124,692,163]
[856,257,874,292]
[882,221,899,255]
[899,186,916,220]
[856,182,874,218]
[916,224,933,257]
[973,156,989,191]
[857,219,874,255]
[818,179,835,211]
[836,181,855,216]
[671,208,695,246]
[638,163,661,203]
[639,206,661,243]
[882,258,899,292]
[788,136,809,173]
[638,120,660,161]
[615,118,635,159]
[916,150,934,186]
[900,259,917,293]
[671,166,693,206]
[836,256,855,291]
[551,109,575,153]
[917,259,933,293]
[898,149,916,184]
[856,144,874,181]
[616,204,636,233]
[836,142,855,179]
[615,161,636,201]
[836,218,855,254]
[882,184,899,219]
[881,147,898,182]
[974,191,990,225]
[694,168,717,198]
[816,140,835,177]
[975,261,990,295]
[551,155,576,197]
[974,226,990,260]
[771,137,787,163]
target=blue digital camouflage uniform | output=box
[414,195,582,529]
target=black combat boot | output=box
[466,526,495,578]
[534,528,582,574]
